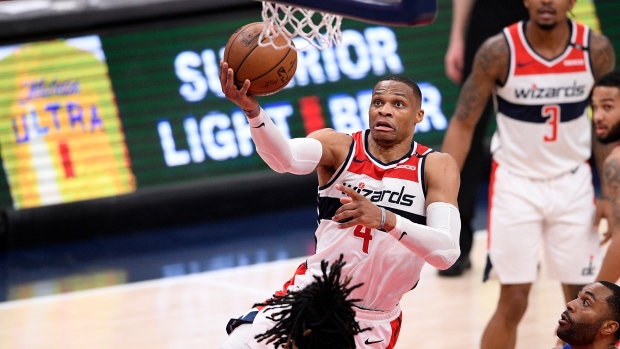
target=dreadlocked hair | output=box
[253,254,370,349]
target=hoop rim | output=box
[256,0,437,27]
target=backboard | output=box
[258,0,438,27]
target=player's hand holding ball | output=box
[220,22,298,117]
[219,60,258,115]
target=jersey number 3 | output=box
[354,225,373,253]
[542,104,560,142]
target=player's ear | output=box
[523,0,530,10]
[600,319,619,336]
[414,109,424,124]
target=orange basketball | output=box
[223,22,297,96]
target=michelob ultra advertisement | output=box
[0,36,135,209]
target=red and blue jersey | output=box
[298,130,432,312]
[491,20,594,179]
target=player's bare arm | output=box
[307,129,353,186]
[441,33,509,169]
[423,152,460,208]
[590,33,616,227]
[597,149,620,282]
[603,152,620,244]
[590,33,616,81]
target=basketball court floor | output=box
[0,196,574,349]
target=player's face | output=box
[557,283,612,346]
[524,0,575,30]
[592,85,620,144]
[368,80,423,146]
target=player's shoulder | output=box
[604,146,620,166]
[424,151,459,176]
[308,128,351,144]
[478,31,510,58]
[590,30,614,56]
[589,31,616,79]
[473,32,510,78]
[308,128,353,160]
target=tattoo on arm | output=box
[453,35,508,123]
[590,33,616,80]
[604,157,620,228]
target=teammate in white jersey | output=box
[217,69,461,349]
[441,0,616,348]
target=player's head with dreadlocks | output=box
[253,254,370,349]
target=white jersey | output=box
[491,20,594,179]
[299,130,432,312]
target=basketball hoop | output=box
[260,1,343,51]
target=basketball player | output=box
[555,281,620,349]
[440,0,616,348]
[442,0,610,278]
[252,254,369,349]
[218,67,461,349]
[592,70,620,284]
[441,0,528,277]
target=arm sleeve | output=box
[386,202,461,270]
[248,108,322,175]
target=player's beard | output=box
[536,21,557,31]
[557,317,605,346]
[598,122,620,144]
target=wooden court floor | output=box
[0,232,570,349]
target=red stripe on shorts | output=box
[487,160,499,250]
[274,262,308,297]
[386,311,402,349]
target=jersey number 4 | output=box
[542,104,560,142]
[354,225,373,253]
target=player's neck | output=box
[367,137,412,163]
[524,19,571,60]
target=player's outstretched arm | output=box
[597,150,620,283]
[441,33,508,169]
[219,60,323,175]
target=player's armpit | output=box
[386,202,461,270]
[249,108,322,174]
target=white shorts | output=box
[485,161,602,285]
[225,304,402,349]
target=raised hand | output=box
[219,61,258,112]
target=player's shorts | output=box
[353,305,402,349]
[484,161,602,285]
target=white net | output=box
[260,1,343,51]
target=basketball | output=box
[223,22,297,96]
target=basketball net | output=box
[260,1,343,51]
